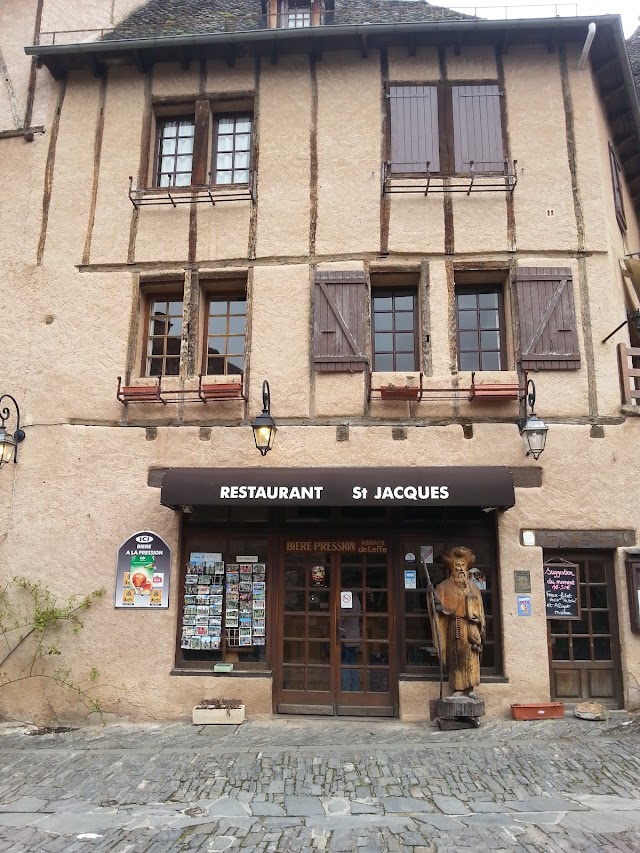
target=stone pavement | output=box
[0,713,639,852]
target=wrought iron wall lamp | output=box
[0,394,26,467]
[251,381,277,456]
[518,380,548,460]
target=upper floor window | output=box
[456,285,505,371]
[213,115,252,185]
[608,142,626,234]
[205,295,247,376]
[372,287,418,372]
[388,83,504,175]
[145,296,183,377]
[153,102,253,189]
[278,0,311,27]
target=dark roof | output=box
[628,25,640,101]
[103,0,474,41]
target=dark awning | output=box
[160,466,515,510]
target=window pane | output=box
[229,300,246,314]
[374,353,393,371]
[590,587,608,608]
[234,151,250,169]
[551,636,570,660]
[178,120,195,134]
[208,316,227,334]
[374,333,393,352]
[459,352,479,371]
[395,313,414,331]
[217,153,233,170]
[481,351,501,370]
[478,292,499,308]
[457,293,477,309]
[161,138,176,155]
[177,137,194,154]
[395,333,415,352]
[228,315,246,334]
[174,173,191,186]
[235,134,251,150]
[236,118,252,133]
[459,331,479,350]
[218,117,235,131]
[395,295,414,311]
[480,310,500,329]
[594,638,611,660]
[217,135,234,152]
[228,356,244,374]
[591,612,609,634]
[374,313,392,331]
[458,311,477,330]
[217,171,232,184]
[207,355,225,374]
[480,330,500,350]
[373,296,393,311]
[572,637,591,661]
[234,170,249,183]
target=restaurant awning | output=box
[160,467,515,510]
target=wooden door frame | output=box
[274,538,398,716]
[546,550,623,706]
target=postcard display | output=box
[181,554,266,652]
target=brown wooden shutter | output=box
[191,99,211,186]
[608,143,627,233]
[515,267,581,371]
[313,271,368,373]
[388,85,439,173]
[452,84,504,173]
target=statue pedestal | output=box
[433,696,485,729]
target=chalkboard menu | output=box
[543,558,580,619]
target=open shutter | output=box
[191,99,211,186]
[388,85,439,173]
[452,84,504,173]
[515,267,581,371]
[313,271,368,373]
[608,143,627,233]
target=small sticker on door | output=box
[340,591,353,609]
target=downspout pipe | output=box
[577,22,596,70]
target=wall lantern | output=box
[251,380,277,456]
[518,379,548,460]
[0,394,26,467]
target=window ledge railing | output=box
[367,370,523,403]
[617,343,640,406]
[128,173,255,209]
[117,375,246,404]
[383,159,517,196]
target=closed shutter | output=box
[516,267,580,371]
[313,271,368,373]
[389,85,439,173]
[452,85,504,173]
[191,99,211,186]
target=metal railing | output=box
[38,28,115,46]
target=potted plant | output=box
[511,702,565,720]
[192,698,245,725]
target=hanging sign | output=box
[543,558,580,619]
[115,531,171,609]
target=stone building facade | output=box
[1,0,639,722]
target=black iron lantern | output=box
[518,380,548,460]
[0,394,26,467]
[251,380,277,456]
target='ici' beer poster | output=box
[115,531,171,609]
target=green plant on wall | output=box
[0,577,107,719]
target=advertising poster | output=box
[517,595,532,617]
[115,531,171,609]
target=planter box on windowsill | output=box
[192,704,245,725]
[379,386,421,401]
[511,702,565,720]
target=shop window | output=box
[144,295,183,377]
[204,293,247,376]
[178,535,269,670]
[400,536,500,676]
[372,286,419,372]
[455,284,506,371]
[388,83,504,175]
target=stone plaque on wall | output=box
[514,570,531,593]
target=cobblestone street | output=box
[0,714,639,852]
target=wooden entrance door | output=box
[547,552,623,706]
[276,546,396,716]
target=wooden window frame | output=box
[387,80,505,177]
[371,285,420,373]
[609,142,627,234]
[212,113,253,186]
[455,283,507,372]
[154,115,196,188]
[142,291,184,378]
[202,289,248,378]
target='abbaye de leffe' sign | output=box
[160,467,515,509]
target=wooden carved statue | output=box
[431,546,485,697]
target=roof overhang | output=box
[160,466,516,510]
[25,14,640,215]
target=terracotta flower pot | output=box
[511,702,565,720]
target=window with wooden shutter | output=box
[608,143,627,234]
[388,85,439,174]
[313,271,368,373]
[452,85,504,173]
[515,268,580,371]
